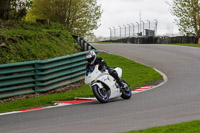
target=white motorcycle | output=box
[85,65,132,103]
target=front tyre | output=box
[121,80,132,99]
[92,85,109,103]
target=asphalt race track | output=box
[1,44,200,133]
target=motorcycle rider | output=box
[86,50,127,89]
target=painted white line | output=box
[53,103,72,106]
[0,111,21,116]
[139,87,150,89]
[131,68,168,94]
[135,89,146,91]
[75,97,97,100]
[153,68,168,88]
[52,99,96,106]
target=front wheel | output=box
[92,85,109,103]
[121,80,132,99]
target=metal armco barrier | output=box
[73,35,95,51]
[0,37,96,99]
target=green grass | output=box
[164,43,200,48]
[124,120,200,133]
[0,53,162,113]
[0,20,80,64]
[98,53,162,89]
[0,86,93,112]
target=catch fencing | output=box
[105,36,198,44]
[109,20,158,40]
[0,36,95,99]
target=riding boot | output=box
[118,79,127,89]
[109,69,127,89]
[117,79,123,87]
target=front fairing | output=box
[114,67,122,78]
[85,65,101,84]
[96,74,121,99]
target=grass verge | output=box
[0,20,80,64]
[98,53,162,88]
[123,120,200,133]
[162,43,200,48]
[0,53,162,113]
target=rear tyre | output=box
[121,80,132,99]
[92,84,109,103]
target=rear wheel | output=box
[92,85,109,103]
[121,80,132,99]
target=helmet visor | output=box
[87,57,94,64]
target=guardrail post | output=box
[77,37,81,46]
[88,45,91,50]
[84,42,88,51]
[81,40,84,51]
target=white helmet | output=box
[86,51,96,65]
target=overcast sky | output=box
[94,0,179,37]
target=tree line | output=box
[168,0,200,36]
[0,0,102,37]
[0,0,200,37]
[0,0,32,20]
